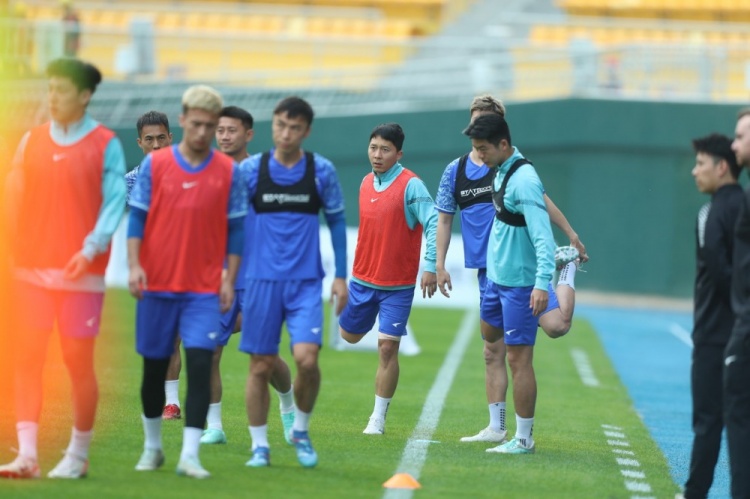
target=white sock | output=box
[165,380,180,407]
[277,386,294,413]
[515,415,534,446]
[66,427,93,460]
[206,402,222,431]
[488,402,506,432]
[16,421,38,460]
[249,425,268,450]
[141,414,163,451]
[292,408,311,433]
[180,427,202,461]
[557,262,577,290]
[372,395,391,420]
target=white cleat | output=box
[135,448,165,471]
[363,417,385,435]
[176,456,210,479]
[47,452,88,479]
[460,427,507,443]
[0,455,40,479]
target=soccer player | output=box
[725,108,750,499]
[128,85,247,478]
[680,134,742,499]
[241,96,347,468]
[125,111,183,420]
[339,123,438,436]
[199,105,296,445]
[0,58,126,479]
[435,95,587,443]
[463,113,555,454]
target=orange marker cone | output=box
[383,473,422,489]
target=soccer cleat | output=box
[176,456,210,479]
[281,411,295,445]
[245,446,270,468]
[486,437,535,454]
[135,448,165,471]
[47,452,88,479]
[199,428,227,445]
[460,427,507,443]
[363,417,385,435]
[291,431,318,468]
[0,455,40,479]
[162,404,181,420]
[554,246,580,271]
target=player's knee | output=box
[249,354,277,378]
[483,342,504,365]
[339,328,362,344]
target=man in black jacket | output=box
[683,133,743,499]
[725,108,750,499]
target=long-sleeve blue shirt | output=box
[486,147,555,290]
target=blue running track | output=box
[579,304,730,498]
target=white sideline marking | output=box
[604,430,626,439]
[612,449,636,456]
[621,470,646,479]
[571,348,601,387]
[608,439,631,447]
[669,323,693,348]
[603,426,655,499]
[616,458,641,467]
[625,481,652,493]
[382,308,478,499]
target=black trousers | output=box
[685,344,725,499]
[724,326,750,499]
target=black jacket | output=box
[732,185,750,327]
[693,184,744,346]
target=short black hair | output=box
[273,96,314,126]
[692,133,741,180]
[220,106,253,130]
[136,110,170,137]
[369,123,405,151]
[463,114,512,147]
[46,58,102,93]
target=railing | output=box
[2,12,749,129]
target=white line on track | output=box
[382,308,478,499]
[669,323,693,348]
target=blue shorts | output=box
[218,288,244,346]
[14,280,104,338]
[338,281,414,337]
[239,279,323,355]
[136,293,221,358]
[480,281,559,346]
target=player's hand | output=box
[437,268,452,298]
[529,288,548,316]
[421,271,437,299]
[220,280,234,313]
[63,251,91,280]
[330,277,348,316]
[128,264,148,299]
[570,235,589,263]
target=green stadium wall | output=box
[116,98,743,299]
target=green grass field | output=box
[0,289,679,498]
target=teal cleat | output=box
[291,431,318,468]
[200,428,227,445]
[281,411,295,445]
[245,447,270,468]
[554,246,580,270]
[486,437,535,454]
